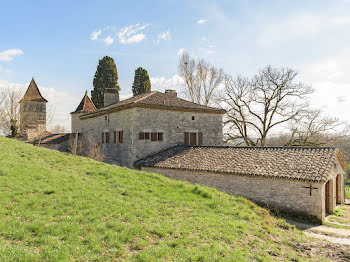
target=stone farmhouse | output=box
[19,79,346,222]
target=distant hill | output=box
[0,137,333,261]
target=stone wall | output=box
[141,166,325,221]
[72,107,223,167]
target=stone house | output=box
[71,90,225,166]
[135,146,346,222]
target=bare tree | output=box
[217,66,313,146]
[85,136,105,161]
[283,109,349,147]
[178,52,224,106]
[0,87,22,137]
[50,124,67,134]
[68,134,83,155]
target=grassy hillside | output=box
[0,137,326,261]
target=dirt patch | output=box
[293,240,350,262]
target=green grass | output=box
[345,180,350,199]
[0,137,317,261]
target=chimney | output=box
[104,88,119,107]
[165,89,177,98]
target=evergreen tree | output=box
[132,67,151,96]
[91,56,120,108]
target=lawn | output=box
[0,137,331,261]
[345,180,350,199]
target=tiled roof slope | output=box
[26,132,71,144]
[72,91,96,114]
[80,91,225,118]
[19,78,48,103]
[135,146,345,183]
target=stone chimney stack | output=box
[165,89,177,98]
[104,88,119,107]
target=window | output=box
[119,131,123,143]
[114,131,117,143]
[145,132,150,140]
[151,132,157,141]
[192,116,195,121]
[101,132,105,144]
[105,132,110,143]
[190,132,197,146]
[158,132,163,141]
[139,132,145,140]
[104,115,109,125]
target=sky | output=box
[1,0,350,131]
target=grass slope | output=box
[0,137,317,261]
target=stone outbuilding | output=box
[135,146,346,222]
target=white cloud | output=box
[299,54,350,123]
[197,19,208,24]
[90,30,102,40]
[118,24,149,44]
[0,79,79,131]
[4,69,12,73]
[103,36,115,45]
[151,75,184,93]
[177,48,186,56]
[0,49,24,62]
[259,14,350,47]
[156,30,171,43]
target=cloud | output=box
[103,36,115,45]
[299,54,350,122]
[177,48,186,56]
[197,19,208,24]
[150,75,184,93]
[259,14,350,47]
[90,30,102,40]
[156,30,171,44]
[118,24,149,44]
[0,49,24,62]
[0,79,79,131]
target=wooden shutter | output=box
[158,132,163,141]
[198,132,203,145]
[184,132,189,145]
[101,132,104,144]
[151,132,157,141]
[139,132,144,140]
[119,131,123,143]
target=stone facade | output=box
[141,164,345,222]
[74,107,223,167]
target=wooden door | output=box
[325,181,330,213]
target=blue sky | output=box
[1,0,350,130]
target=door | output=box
[190,133,197,145]
[325,181,330,213]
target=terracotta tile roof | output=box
[80,91,225,118]
[135,146,345,183]
[19,78,48,103]
[27,132,71,144]
[72,91,96,114]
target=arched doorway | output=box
[325,179,334,214]
[336,174,342,204]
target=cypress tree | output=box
[132,67,151,96]
[91,56,120,108]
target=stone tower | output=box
[71,91,96,133]
[19,78,48,139]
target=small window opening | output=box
[192,116,195,121]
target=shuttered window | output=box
[139,132,145,140]
[145,132,150,140]
[106,132,110,143]
[151,132,157,141]
[114,131,117,143]
[198,132,203,145]
[184,132,189,145]
[158,133,163,141]
[119,131,123,143]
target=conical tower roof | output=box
[72,91,96,114]
[19,78,48,103]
